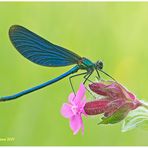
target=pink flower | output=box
[84,80,142,124]
[61,83,87,135]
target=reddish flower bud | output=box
[84,99,109,115]
[85,80,142,124]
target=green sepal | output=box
[98,103,132,125]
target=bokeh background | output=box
[0,2,148,146]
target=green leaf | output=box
[121,106,148,132]
[98,103,131,125]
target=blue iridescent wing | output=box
[9,25,82,67]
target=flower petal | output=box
[79,95,86,108]
[81,118,84,135]
[70,115,82,135]
[61,103,73,118]
[75,83,86,104]
[68,93,75,104]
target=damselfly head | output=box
[95,60,103,70]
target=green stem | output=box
[140,101,148,109]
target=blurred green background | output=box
[0,2,148,146]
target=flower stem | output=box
[140,101,148,109]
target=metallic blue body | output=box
[0,65,79,101]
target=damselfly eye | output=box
[96,60,103,70]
